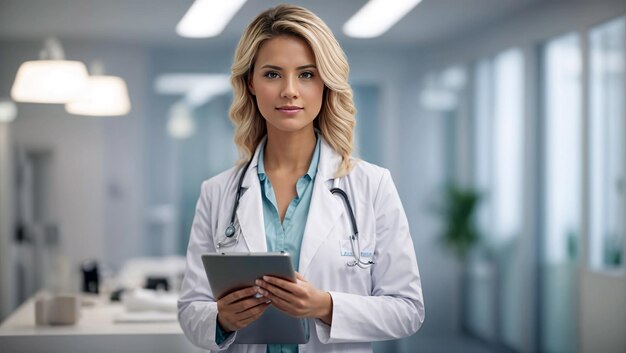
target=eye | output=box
[263,71,280,79]
[299,71,314,79]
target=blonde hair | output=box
[229,4,356,176]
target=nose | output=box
[281,75,299,99]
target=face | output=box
[248,35,325,134]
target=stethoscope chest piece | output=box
[225,224,236,238]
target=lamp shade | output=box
[11,60,88,103]
[65,75,131,116]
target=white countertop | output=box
[0,293,204,353]
[0,293,182,336]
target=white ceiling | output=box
[0,0,545,48]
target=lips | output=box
[276,105,303,112]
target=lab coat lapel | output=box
[236,138,267,252]
[298,139,344,276]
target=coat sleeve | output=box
[314,169,425,343]
[177,181,239,351]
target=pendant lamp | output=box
[65,62,131,116]
[11,38,88,104]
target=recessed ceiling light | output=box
[177,0,248,38]
[343,0,423,38]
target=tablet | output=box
[201,252,308,344]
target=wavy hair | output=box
[229,4,356,176]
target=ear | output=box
[247,74,256,96]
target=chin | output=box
[266,118,315,134]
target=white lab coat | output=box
[178,137,425,353]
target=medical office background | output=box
[0,0,624,352]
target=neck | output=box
[264,126,317,173]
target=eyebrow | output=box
[260,64,317,70]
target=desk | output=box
[0,294,204,353]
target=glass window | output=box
[474,49,525,244]
[543,33,582,265]
[589,17,625,271]
[471,49,524,348]
[419,66,468,182]
[541,32,582,353]
[492,50,525,243]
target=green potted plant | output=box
[436,184,482,263]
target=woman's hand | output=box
[256,272,333,325]
[216,286,272,332]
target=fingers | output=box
[238,302,270,327]
[233,296,271,314]
[218,275,319,328]
[257,279,294,303]
[259,276,300,294]
[220,286,259,304]
[218,296,271,331]
[224,302,271,331]
[219,295,266,315]
[262,292,291,313]
[239,301,271,321]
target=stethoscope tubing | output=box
[224,158,254,239]
[222,158,374,268]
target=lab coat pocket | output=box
[339,234,375,259]
[338,234,376,292]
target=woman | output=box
[178,4,424,353]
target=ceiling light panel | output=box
[177,0,248,38]
[344,0,423,38]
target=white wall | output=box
[579,273,626,353]
[12,103,106,267]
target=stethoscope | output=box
[218,157,374,269]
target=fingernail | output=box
[255,279,261,286]
[265,299,272,304]
[254,286,261,293]
[262,276,268,281]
